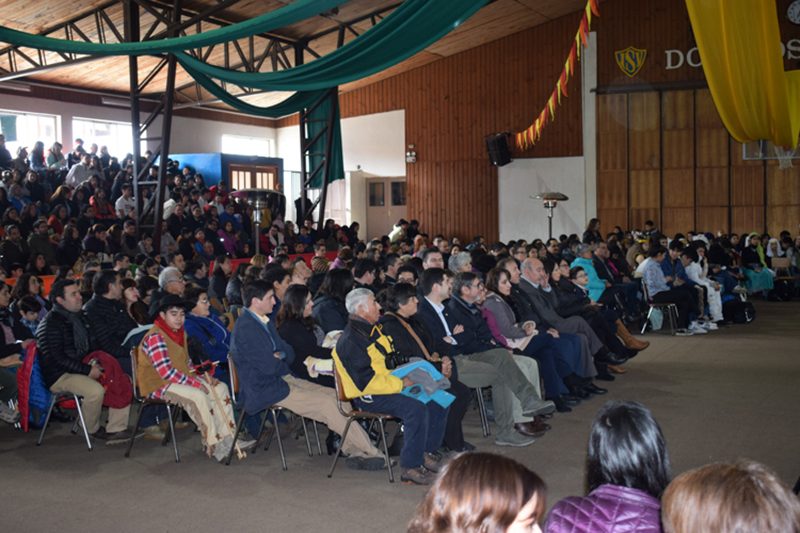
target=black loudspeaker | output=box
[486,132,512,166]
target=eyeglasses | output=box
[471,282,485,289]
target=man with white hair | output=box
[232,280,385,471]
[333,288,449,486]
[147,266,187,320]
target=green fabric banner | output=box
[176,0,486,90]
[0,0,346,56]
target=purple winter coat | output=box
[545,484,662,533]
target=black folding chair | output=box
[125,349,183,463]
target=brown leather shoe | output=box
[532,415,551,432]
[608,364,628,374]
[514,422,546,438]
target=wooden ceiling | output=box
[0,0,587,114]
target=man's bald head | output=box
[521,257,544,284]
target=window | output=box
[72,117,135,160]
[368,182,385,207]
[0,110,59,155]
[229,164,278,191]
[221,134,273,157]
[391,181,407,206]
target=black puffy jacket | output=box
[35,308,92,388]
[311,295,348,333]
[83,295,137,362]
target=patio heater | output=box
[531,192,569,240]
[230,189,286,256]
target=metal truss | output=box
[125,0,181,250]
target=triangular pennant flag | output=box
[589,0,600,17]
[569,43,577,73]
[556,79,563,104]
[575,33,582,59]
[548,93,556,119]
[585,1,592,26]
[559,71,568,97]
[579,15,589,46]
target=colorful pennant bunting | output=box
[515,0,599,150]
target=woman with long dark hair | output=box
[378,283,473,452]
[546,401,670,532]
[208,255,231,303]
[312,268,353,333]
[56,224,82,268]
[10,273,50,322]
[276,284,334,388]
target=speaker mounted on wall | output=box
[485,132,512,167]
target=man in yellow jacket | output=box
[333,288,449,485]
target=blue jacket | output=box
[660,256,695,287]
[184,313,230,364]
[570,257,606,302]
[230,309,296,415]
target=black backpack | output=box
[722,300,756,324]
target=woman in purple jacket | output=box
[546,400,671,533]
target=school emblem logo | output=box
[615,46,647,77]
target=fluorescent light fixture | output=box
[0,82,32,93]
[101,96,131,108]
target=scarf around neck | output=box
[53,304,89,358]
[155,316,186,347]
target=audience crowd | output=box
[1,137,798,527]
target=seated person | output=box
[640,246,702,334]
[183,285,231,385]
[312,268,353,333]
[333,287,449,485]
[36,279,134,444]
[662,460,800,533]
[416,268,554,446]
[1,282,29,424]
[275,284,334,389]
[546,401,670,533]
[409,452,547,532]
[231,280,385,471]
[17,295,43,337]
[83,270,138,375]
[680,247,723,325]
[139,294,247,461]
[377,283,473,452]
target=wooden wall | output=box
[594,0,800,236]
[597,88,800,236]
[278,10,587,242]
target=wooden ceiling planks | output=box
[0,0,591,113]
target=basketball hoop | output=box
[742,139,799,169]
[774,145,795,170]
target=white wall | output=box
[170,116,276,154]
[498,157,586,241]
[0,92,162,153]
[276,109,406,230]
[497,31,597,242]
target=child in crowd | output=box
[17,295,42,337]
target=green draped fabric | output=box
[306,93,344,188]
[0,0,346,55]
[0,0,487,189]
[175,0,486,90]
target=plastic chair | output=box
[327,361,395,483]
[37,392,93,451]
[639,279,678,335]
[125,349,182,462]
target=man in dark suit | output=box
[231,279,383,470]
[416,268,554,448]
[519,258,628,369]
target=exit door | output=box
[366,178,407,240]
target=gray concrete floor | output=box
[2,300,799,532]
